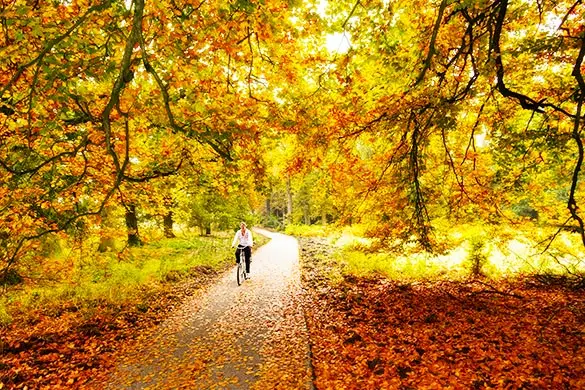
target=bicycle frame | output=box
[236,244,247,286]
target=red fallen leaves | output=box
[251,281,313,390]
[300,238,585,389]
[1,312,119,389]
[0,272,219,389]
[5,235,585,389]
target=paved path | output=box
[102,229,312,389]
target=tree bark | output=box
[164,211,175,238]
[125,204,142,246]
[286,176,293,223]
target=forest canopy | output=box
[1,0,585,277]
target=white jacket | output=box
[232,229,253,247]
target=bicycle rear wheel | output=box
[237,261,244,285]
[237,250,246,285]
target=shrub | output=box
[467,237,487,277]
[0,269,23,286]
[0,301,11,326]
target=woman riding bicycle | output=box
[232,222,253,275]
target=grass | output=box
[297,222,585,283]
[335,249,466,281]
[0,230,270,326]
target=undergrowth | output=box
[294,223,585,283]
[0,231,269,326]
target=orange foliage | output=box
[302,244,585,389]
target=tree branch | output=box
[138,26,233,160]
[414,0,448,86]
[0,1,112,98]
[0,137,89,175]
[491,0,575,117]
[101,0,144,181]
[342,0,361,30]
[123,159,184,182]
[567,34,585,246]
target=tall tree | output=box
[0,0,303,273]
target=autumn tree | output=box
[280,0,585,253]
[0,0,303,278]
[3,0,584,276]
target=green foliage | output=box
[264,214,284,230]
[0,300,11,326]
[336,249,467,281]
[177,184,256,235]
[0,232,238,325]
[467,236,488,277]
[511,199,539,220]
[285,224,329,237]
[0,268,23,287]
[329,222,585,282]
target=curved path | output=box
[101,229,312,389]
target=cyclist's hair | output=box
[240,221,247,227]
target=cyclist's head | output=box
[240,222,247,229]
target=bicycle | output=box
[236,244,249,286]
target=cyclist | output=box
[231,222,253,275]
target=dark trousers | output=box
[235,246,252,273]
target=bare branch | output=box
[567,35,585,246]
[414,0,448,86]
[557,0,582,32]
[491,0,575,117]
[342,0,361,30]
[461,98,487,168]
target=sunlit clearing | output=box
[326,32,351,54]
[334,227,585,280]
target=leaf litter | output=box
[299,237,585,389]
[6,233,579,389]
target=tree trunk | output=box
[322,209,327,226]
[164,211,175,238]
[205,223,211,235]
[303,206,310,225]
[125,204,142,247]
[266,198,271,216]
[286,176,293,223]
